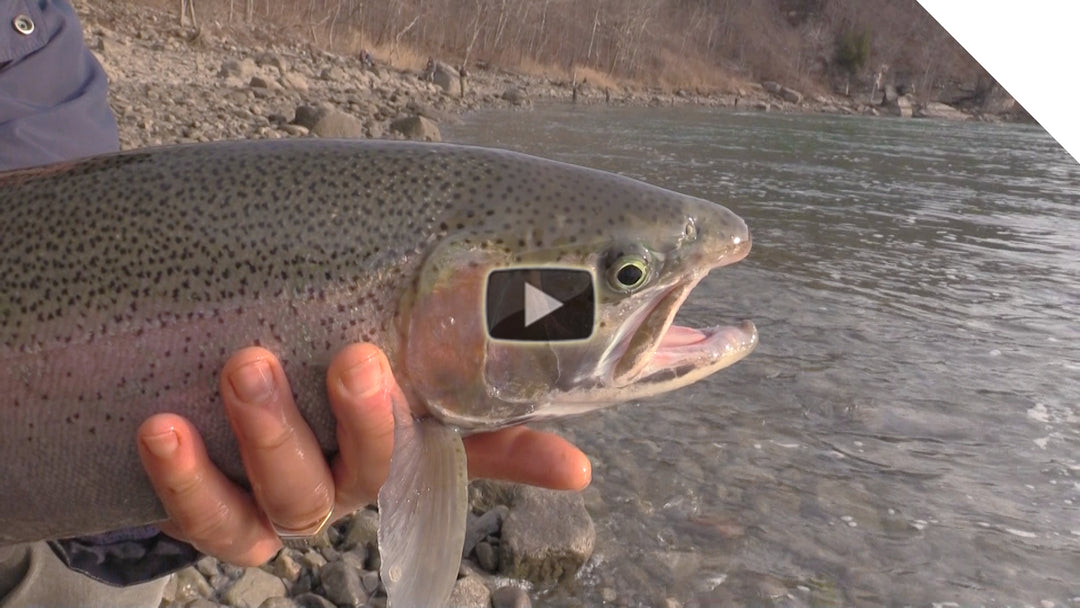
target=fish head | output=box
[398,152,757,430]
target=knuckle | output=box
[176,498,233,543]
[246,423,296,453]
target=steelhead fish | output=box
[0,139,757,607]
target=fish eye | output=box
[607,254,649,292]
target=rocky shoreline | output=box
[80,1,1013,153]
[160,481,595,608]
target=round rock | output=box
[318,560,367,607]
[447,574,491,608]
[492,585,531,608]
[221,567,287,608]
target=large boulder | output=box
[501,87,529,106]
[498,485,596,586]
[883,93,914,118]
[916,101,968,120]
[219,57,257,80]
[431,62,457,93]
[389,114,441,142]
[255,51,289,74]
[779,86,803,104]
[761,80,782,95]
[894,94,913,117]
[281,72,309,93]
[249,75,281,90]
[883,83,899,103]
[292,104,332,130]
[311,110,367,138]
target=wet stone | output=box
[221,567,287,608]
[269,549,302,583]
[475,540,499,573]
[491,585,531,608]
[447,574,491,608]
[464,505,508,556]
[209,574,231,593]
[258,598,300,608]
[292,592,336,608]
[318,560,367,607]
[361,570,381,595]
[291,572,313,596]
[340,548,367,573]
[165,566,213,604]
[499,486,596,585]
[365,543,381,572]
[300,549,327,574]
[318,546,340,563]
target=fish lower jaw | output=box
[627,319,758,394]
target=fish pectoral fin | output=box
[377,392,468,608]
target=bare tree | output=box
[178,0,197,28]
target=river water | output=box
[445,107,1080,607]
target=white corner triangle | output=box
[916,0,1080,163]
[524,282,564,327]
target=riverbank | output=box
[79,1,1020,152]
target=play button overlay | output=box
[524,282,564,327]
[486,267,594,342]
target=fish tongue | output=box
[661,325,708,347]
[377,393,468,608]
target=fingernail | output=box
[340,354,384,399]
[142,430,179,459]
[229,359,275,405]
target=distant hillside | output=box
[138,0,999,105]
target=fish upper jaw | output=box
[603,217,756,398]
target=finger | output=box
[220,347,335,535]
[326,343,396,511]
[137,413,281,565]
[464,426,592,491]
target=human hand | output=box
[135,343,591,566]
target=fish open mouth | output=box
[612,276,757,392]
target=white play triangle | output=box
[524,281,564,327]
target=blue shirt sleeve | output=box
[0,0,119,171]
